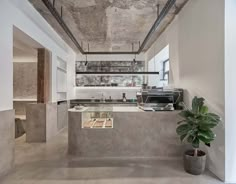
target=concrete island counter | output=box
[68,106,183,158]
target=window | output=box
[147,45,169,87]
[163,59,169,83]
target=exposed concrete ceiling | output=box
[29,0,188,53]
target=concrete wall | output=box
[0,110,14,177]
[145,0,225,181]
[13,45,37,100]
[26,103,58,142]
[13,62,37,99]
[225,0,236,183]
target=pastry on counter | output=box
[83,120,94,128]
[105,119,113,128]
[93,119,105,128]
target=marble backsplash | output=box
[76,61,145,87]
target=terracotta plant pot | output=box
[183,150,206,175]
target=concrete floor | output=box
[0,129,223,184]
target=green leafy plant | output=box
[176,96,220,157]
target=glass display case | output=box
[81,107,113,129]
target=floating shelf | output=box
[76,72,159,75]
[13,99,37,102]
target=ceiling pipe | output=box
[41,0,85,54]
[137,0,176,53]
[41,0,176,55]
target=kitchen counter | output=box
[70,99,137,108]
[68,106,183,158]
[68,106,143,112]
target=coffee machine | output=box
[137,88,184,111]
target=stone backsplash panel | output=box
[76,61,145,87]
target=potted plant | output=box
[176,96,220,175]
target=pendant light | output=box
[133,54,137,64]
[84,54,88,66]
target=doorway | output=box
[12,26,42,142]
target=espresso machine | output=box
[137,88,184,111]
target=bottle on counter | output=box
[122,93,127,102]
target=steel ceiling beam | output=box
[138,0,176,53]
[83,51,139,55]
[41,0,85,54]
[41,0,176,55]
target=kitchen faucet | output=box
[101,93,105,102]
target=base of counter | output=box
[68,109,183,158]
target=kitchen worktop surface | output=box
[70,99,137,104]
[68,106,143,112]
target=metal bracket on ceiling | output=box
[174,3,179,13]
[157,4,160,17]
[41,0,176,55]
[87,43,90,52]
[60,6,63,18]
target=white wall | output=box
[145,16,179,87]
[225,0,236,183]
[0,0,76,177]
[148,45,169,87]
[145,0,225,181]
[0,0,76,111]
[178,0,225,180]
[57,57,67,101]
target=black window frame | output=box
[162,59,169,81]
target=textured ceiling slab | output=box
[29,0,188,53]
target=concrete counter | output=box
[68,106,143,112]
[68,107,183,158]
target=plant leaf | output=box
[199,122,218,130]
[206,113,221,122]
[192,97,205,114]
[198,135,214,144]
[176,96,220,147]
[176,124,191,136]
[198,130,216,140]
[200,105,208,114]
[180,134,187,142]
[177,120,186,125]
[187,135,194,144]
[179,110,194,118]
